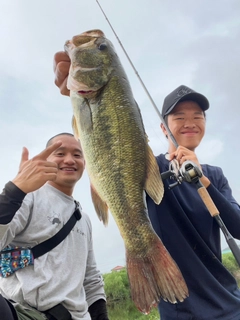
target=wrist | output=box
[11,177,30,194]
[6,181,26,197]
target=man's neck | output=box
[47,181,74,197]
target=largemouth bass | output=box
[64,29,188,313]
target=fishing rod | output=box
[95,0,240,266]
[95,0,177,147]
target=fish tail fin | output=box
[126,236,188,314]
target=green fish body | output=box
[65,30,188,314]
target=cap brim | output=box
[165,92,209,115]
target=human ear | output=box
[160,123,168,138]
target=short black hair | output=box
[46,132,75,147]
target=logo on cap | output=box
[174,86,193,102]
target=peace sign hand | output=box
[12,141,62,193]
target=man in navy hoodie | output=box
[146,84,240,319]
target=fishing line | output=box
[95,0,178,148]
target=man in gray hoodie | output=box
[0,133,109,320]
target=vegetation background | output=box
[103,252,240,319]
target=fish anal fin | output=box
[145,144,164,204]
[90,184,109,226]
[126,235,189,314]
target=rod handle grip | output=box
[197,187,219,217]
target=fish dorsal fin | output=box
[90,184,109,226]
[145,144,164,204]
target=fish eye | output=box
[98,43,107,51]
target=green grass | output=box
[107,300,159,320]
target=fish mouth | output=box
[78,90,94,95]
[65,30,105,50]
[77,89,100,99]
[67,74,99,97]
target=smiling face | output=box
[161,100,206,152]
[47,134,85,195]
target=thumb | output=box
[19,147,29,170]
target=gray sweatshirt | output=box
[0,183,106,320]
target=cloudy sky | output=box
[0,0,240,273]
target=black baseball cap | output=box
[162,85,209,118]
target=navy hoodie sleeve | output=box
[0,181,26,224]
[204,165,240,239]
[207,184,240,239]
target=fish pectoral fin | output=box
[72,115,80,140]
[90,184,109,226]
[145,145,164,205]
[71,92,93,134]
